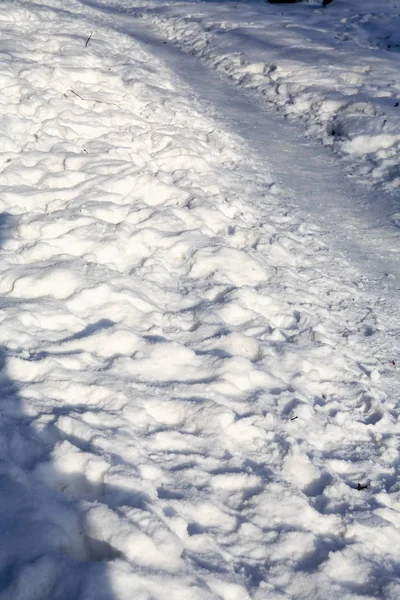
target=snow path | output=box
[99,9,400,289]
[0,1,400,599]
[80,0,400,195]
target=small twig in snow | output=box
[71,89,86,101]
[85,32,93,48]
[69,89,122,110]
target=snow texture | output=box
[133,0,400,193]
[0,0,399,599]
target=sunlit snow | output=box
[0,0,400,599]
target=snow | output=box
[0,0,399,599]
[131,0,400,193]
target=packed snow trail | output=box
[86,5,400,293]
[79,0,400,196]
[0,1,400,599]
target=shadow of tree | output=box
[0,213,116,599]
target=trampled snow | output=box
[132,0,400,193]
[0,0,399,599]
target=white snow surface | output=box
[0,0,399,599]
[132,0,400,194]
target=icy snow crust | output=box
[0,0,399,599]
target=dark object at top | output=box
[323,0,334,6]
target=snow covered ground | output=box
[0,0,399,599]
[129,0,400,195]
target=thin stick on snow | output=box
[69,89,122,110]
[85,32,93,47]
[71,89,89,102]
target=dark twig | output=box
[85,32,93,48]
[69,89,122,110]
[71,89,86,102]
